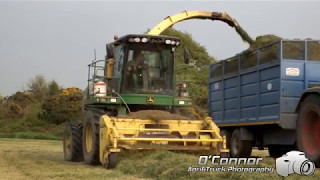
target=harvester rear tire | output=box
[297,95,320,167]
[105,153,118,169]
[230,129,252,157]
[63,122,83,162]
[82,110,102,165]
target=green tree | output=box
[28,74,48,101]
[161,28,216,117]
[0,92,3,104]
[48,80,60,96]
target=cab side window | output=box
[110,44,124,92]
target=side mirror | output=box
[183,49,189,64]
[106,44,114,59]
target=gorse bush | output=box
[0,91,35,118]
[0,76,82,139]
[40,87,82,125]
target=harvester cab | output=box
[86,34,188,113]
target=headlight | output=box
[134,37,141,42]
[178,100,185,105]
[165,39,171,44]
[141,37,148,43]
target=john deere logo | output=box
[147,96,155,103]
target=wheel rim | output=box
[65,134,71,156]
[85,124,93,153]
[302,110,320,156]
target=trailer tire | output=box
[297,95,320,166]
[230,129,252,157]
[83,110,102,165]
[220,129,232,149]
[63,122,83,162]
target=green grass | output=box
[116,150,294,180]
[0,110,65,140]
[0,131,60,140]
[0,138,318,180]
[0,138,145,180]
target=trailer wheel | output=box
[230,129,252,157]
[83,110,101,165]
[220,129,232,148]
[219,152,230,158]
[105,153,118,169]
[63,122,83,161]
[297,95,320,166]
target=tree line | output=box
[0,74,82,125]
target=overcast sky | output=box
[0,1,319,96]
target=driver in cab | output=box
[127,52,148,73]
[125,52,149,91]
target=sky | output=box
[0,1,319,96]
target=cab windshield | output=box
[122,44,174,95]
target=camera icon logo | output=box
[276,150,315,177]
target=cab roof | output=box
[113,34,180,46]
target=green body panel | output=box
[118,106,127,115]
[120,94,173,105]
[85,96,120,105]
[173,97,192,106]
[85,94,191,108]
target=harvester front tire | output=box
[83,110,101,165]
[63,122,83,162]
[297,95,320,167]
[230,129,252,157]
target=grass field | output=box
[0,138,319,180]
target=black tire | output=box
[297,95,320,166]
[105,153,118,169]
[63,122,83,162]
[220,152,230,158]
[268,145,290,158]
[230,129,252,157]
[220,129,232,149]
[82,110,102,165]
